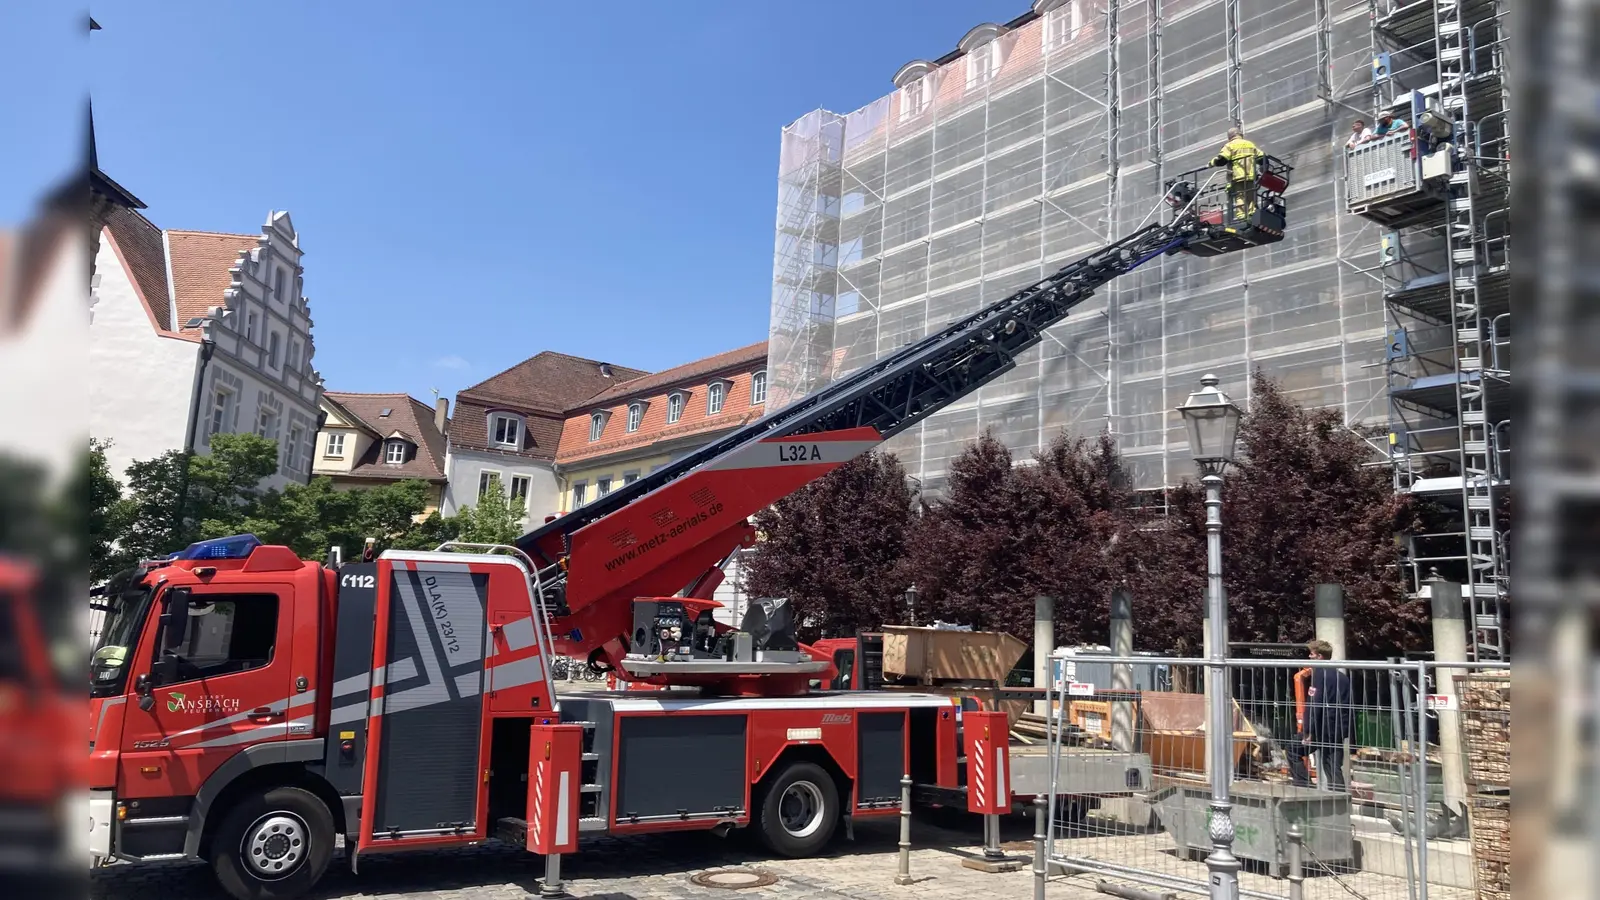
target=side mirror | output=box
[160,587,192,652]
[136,674,154,711]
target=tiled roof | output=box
[165,229,258,334]
[556,341,769,465]
[451,352,648,459]
[101,205,174,332]
[322,392,448,482]
[580,341,768,408]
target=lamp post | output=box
[1176,373,1243,900]
[904,583,918,627]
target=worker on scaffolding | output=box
[1212,126,1260,223]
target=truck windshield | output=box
[90,583,153,698]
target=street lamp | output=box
[904,583,918,627]
[1176,373,1243,900]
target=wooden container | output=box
[880,626,1027,686]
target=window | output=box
[273,268,287,301]
[509,475,531,506]
[385,440,407,465]
[152,593,279,686]
[708,382,726,415]
[287,341,301,370]
[286,426,304,469]
[245,311,258,344]
[267,332,281,368]
[597,477,613,497]
[256,407,278,440]
[209,388,233,439]
[626,403,643,432]
[1046,1,1085,50]
[966,41,999,89]
[324,432,346,458]
[751,371,768,405]
[667,392,685,424]
[479,470,502,498]
[492,414,521,448]
[589,412,607,442]
[898,75,929,122]
[572,482,588,507]
[623,470,640,485]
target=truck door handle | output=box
[251,707,284,719]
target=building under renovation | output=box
[767,0,1508,657]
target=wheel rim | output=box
[777,781,826,839]
[240,812,309,880]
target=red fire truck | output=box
[86,162,1291,900]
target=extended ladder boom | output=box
[514,164,1290,675]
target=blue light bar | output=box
[169,534,263,561]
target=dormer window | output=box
[626,402,645,432]
[751,371,768,405]
[491,413,522,448]
[385,440,407,465]
[707,381,730,415]
[666,391,685,424]
[900,75,929,122]
[589,411,610,442]
[967,41,999,89]
[1045,0,1085,50]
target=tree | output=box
[88,439,134,581]
[452,476,524,545]
[744,452,918,640]
[900,432,1036,635]
[1165,371,1426,658]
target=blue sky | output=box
[14,1,1025,403]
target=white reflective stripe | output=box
[289,690,317,709]
[701,438,878,472]
[502,617,536,653]
[555,770,571,848]
[454,671,482,697]
[190,722,291,749]
[390,576,449,700]
[92,697,125,748]
[491,654,544,692]
[331,703,366,725]
[995,746,1006,799]
[608,694,953,712]
[332,672,370,697]
[530,761,544,848]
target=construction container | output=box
[1139,692,1256,775]
[1152,777,1353,876]
[880,626,1027,686]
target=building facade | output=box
[442,352,648,529]
[555,341,769,511]
[315,392,451,514]
[768,0,1388,492]
[556,340,769,624]
[92,205,322,490]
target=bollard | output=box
[1287,823,1304,900]
[540,852,565,898]
[895,775,914,885]
[1033,795,1048,900]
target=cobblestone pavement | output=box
[90,816,1100,900]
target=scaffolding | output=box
[768,0,1386,493]
[1347,0,1510,659]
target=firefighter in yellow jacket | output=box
[1212,126,1260,222]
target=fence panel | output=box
[1044,655,1509,900]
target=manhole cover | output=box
[689,867,780,889]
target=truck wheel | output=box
[211,786,334,900]
[756,761,838,857]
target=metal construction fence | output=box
[1042,656,1510,900]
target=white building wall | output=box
[87,238,199,483]
[443,448,560,529]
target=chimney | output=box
[434,397,449,434]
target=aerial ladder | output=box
[516,155,1293,693]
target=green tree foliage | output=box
[450,475,524,545]
[88,439,135,581]
[744,452,917,640]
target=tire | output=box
[755,761,839,857]
[210,786,334,900]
